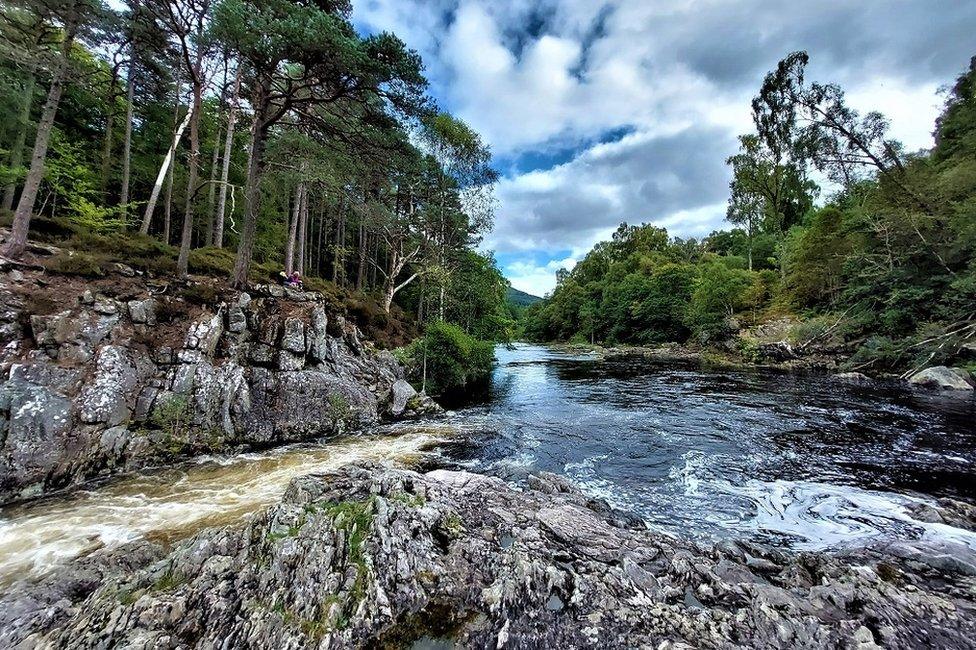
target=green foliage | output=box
[528,55,976,375]
[525,224,772,346]
[321,497,375,601]
[399,321,494,396]
[328,392,352,433]
[685,262,753,342]
[148,394,189,432]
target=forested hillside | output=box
[526,53,976,375]
[507,286,542,307]
[0,0,514,351]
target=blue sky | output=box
[353,0,976,297]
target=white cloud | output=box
[505,253,582,297]
[354,0,975,292]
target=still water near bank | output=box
[2,343,975,586]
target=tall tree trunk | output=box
[297,186,308,275]
[232,101,269,288]
[381,249,420,313]
[2,75,36,212]
[163,154,174,244]
[204,122,222,246]
[119,62,135,214]
[161,72,181,243]
[284,183,302,274]
[356,222,366,290]
[141,100,193,234]
[2,28,75,259]
[213,65,241,249]
[99,69,119,196]
[176,64,204,279]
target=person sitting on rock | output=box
[289,271,303,289]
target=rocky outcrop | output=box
[0,275,438,504]
[908,366,975,391]
[6,464,976,649]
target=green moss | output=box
[188,246,236,277]
[148,394,189,432]
[116,586,144,605]
[45,251,109,277]
[328,393,351,431]
[390,491,426,508]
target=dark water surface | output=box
[438,344,976,550]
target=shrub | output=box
[45,250,108,277]
[188,247,236,277]
[179,283,222,305]
[404,321,495,396]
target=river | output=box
[2,343,975,585]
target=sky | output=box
[352,0,976,297]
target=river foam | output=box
[0,429,451,586]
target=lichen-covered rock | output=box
[126,298,156,325]
[0,283,435,505]
[13,465,976,649]
[908,366,974,391]
[389,379,417,416]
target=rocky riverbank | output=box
[561,333,975,393]
[0,269,438,505]
[3,463,976,648]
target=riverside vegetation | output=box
[525,53,976,383]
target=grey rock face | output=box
[0,284,438,505]
[126,298,156,325]
[14,465,976,649]
[389,379,417,416]
[908,366,974,391]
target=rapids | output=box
[2,343,975,587]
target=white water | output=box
[0,428,452,586]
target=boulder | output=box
[126,298,156,325]
[908,366,974,391]
[0,283,433,505]
[389,379,417,416]
[279,317,306,353]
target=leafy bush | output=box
[400,321,494,396]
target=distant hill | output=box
[507,286,543,307]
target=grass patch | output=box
[390,491,426,508]
[151,567,186,593]
[322,497,375,603]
